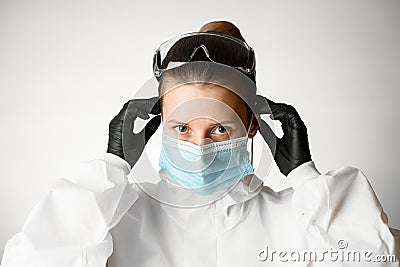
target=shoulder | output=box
[323,165,377,201]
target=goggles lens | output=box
[153,32,255,80]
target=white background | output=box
[1,0,399,259]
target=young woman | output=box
[1,21,399,267]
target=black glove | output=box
[254,95,312,176]
[107,97,161,168]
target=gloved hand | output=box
[107,97,161,168]
[253,95,312,176]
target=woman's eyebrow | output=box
[165,119,186,125]
[208,121,236,126]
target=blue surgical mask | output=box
[159,126,254,196]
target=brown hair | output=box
[199,21,246,42]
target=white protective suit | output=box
[1,152,399,266]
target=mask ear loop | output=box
[250,138,254,165]
[246,113,263,193]
[246,114,254,166]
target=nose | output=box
[190,133,214,147]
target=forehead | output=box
[161,83,248,122]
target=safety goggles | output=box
[152,32,256,81]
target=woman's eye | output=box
[175,125,188,133]
[214,125,228,135]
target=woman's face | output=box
[161,83,259,145]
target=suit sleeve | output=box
[0,153,138,267]
[288,161,400,265]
